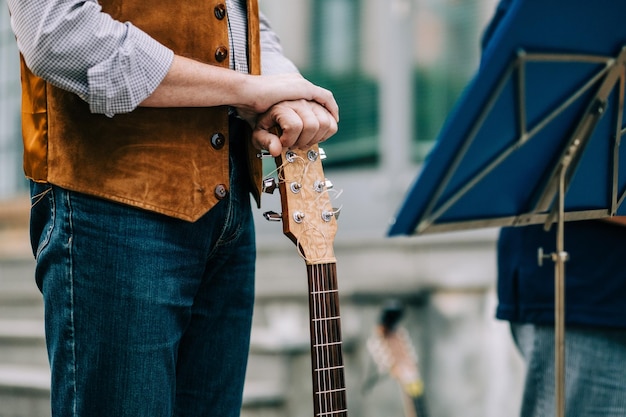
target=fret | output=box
[315,387,347,396]
[310,289,339,295]
[313,364,345,376]
[311,316,341,322]
[313,341,343,348]
[312,346,344,363]
[314,365,345,373]
[316,408,349,417]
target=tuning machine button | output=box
[263,211,282,222]
[263,177,278,194]
[257,150,273,159]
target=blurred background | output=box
[0,0,527,416]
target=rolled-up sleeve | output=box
[8,0,173,116]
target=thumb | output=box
[253,127,283,157]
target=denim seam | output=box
[64,190,78,417]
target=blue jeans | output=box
[512,323,626,417]
[30,130,256,416]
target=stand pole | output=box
[540,142,575,417]
[554,165,567,417]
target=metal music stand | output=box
[388,1,626,416]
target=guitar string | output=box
[312,259,327,412]
[319,264,330,414]
[322,264,332,413]
[329,263,344,412]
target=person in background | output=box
[484,1,626,416]
[7,0,339,416]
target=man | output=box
[7,0,339,416]
[483,1,626,416]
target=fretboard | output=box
[307,262,348,417]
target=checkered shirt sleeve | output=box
[7,0,174,117]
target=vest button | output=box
[214,4,226,20]
[211,133,226,150]
[214,184,228,200]
[215,46,228,63]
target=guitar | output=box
[262,145,348,416]
[366,301,428,417]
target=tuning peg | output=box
[262,177,278,194]
[313,179,333,193]
[293,211,305,224]
[263,211,282,222]
[290,182,302,194]
[321,207,341,222]
[307,148,328,162]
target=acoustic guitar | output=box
[262,145,348,416]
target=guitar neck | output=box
[307,262,348,417]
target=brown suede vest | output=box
[20,0,263,222]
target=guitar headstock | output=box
[262,146,339,265]
[366,302,424,399]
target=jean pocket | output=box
[29,182,54,259]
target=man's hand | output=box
[237,74,339,122]
[249,99,339,157]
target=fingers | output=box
[310,86,340,123]
[286,100,336,149]
[252,100,338,156]
[307,100,338,146]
